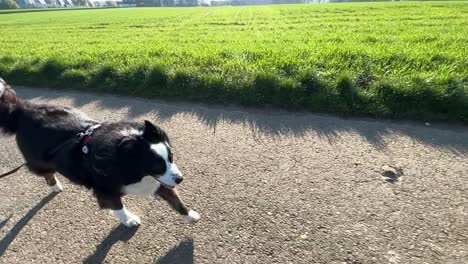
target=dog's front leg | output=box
[156,186,200,224]
[43,173,63,193]
[96,192,141,227]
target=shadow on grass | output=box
[16,86,468,156]
[154,238,194,264]
[0,192,57,256]
[83,225,138,264]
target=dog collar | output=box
[79,124,101,154]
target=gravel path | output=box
[0,87,467,264]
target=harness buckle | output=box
[78,124,101,155]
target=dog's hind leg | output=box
[95,193,141,227]
[43,173,63,193]
[27,165,63,193]
[156,186,200,224]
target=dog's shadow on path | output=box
[83,226,193,264]
[154,238,194,264]
[0,192,58,256]
[83,225,138,264]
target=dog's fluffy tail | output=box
[0,78,19,135]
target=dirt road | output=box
[0,87,467,264]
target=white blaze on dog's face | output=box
[120,120,184,193]
[150,141,183,189]
[121,138,182,196]
[137,120,184,189]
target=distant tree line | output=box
[0,0,20,9]
[229,0,305,5]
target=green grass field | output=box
[0,2,467,122]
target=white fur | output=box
[151,143,169,160]
[0,80,4,97]
[112,207,141,227]
[119,128,142,137]
[150,142,182,188]
[50,177,63,193]
[181,210,200,224]
[122,176,161,196]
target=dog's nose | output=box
[175,176,184,184]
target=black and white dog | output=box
[0,78,200,227]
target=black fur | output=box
[0,83,176,208]
[0,79,202,226]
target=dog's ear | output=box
[142,120,168,143]
[118,137,138,156]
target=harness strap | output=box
[46,124,102,160]
[0,124,101,180]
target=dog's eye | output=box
[168,151,173,163]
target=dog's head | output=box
[0,78,17,105]
[118,120,183,189]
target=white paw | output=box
[50,180,63,193]
[123,213,141,227]
[112,207,141,227]
[181,210,200,224]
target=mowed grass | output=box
[0,2,467,122]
